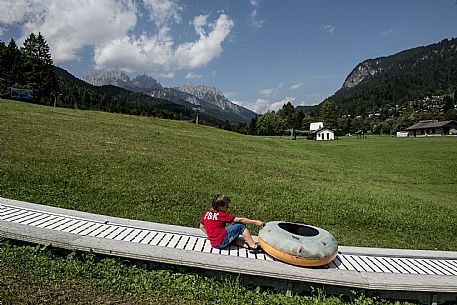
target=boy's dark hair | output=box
[212,194,230,210]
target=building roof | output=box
[314,127,334,133]
[405,120,456,130]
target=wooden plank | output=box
[176,236,190,249]
[358,256,382,273]
[348,255,375,272]
[130,230,150,243]
[104,226,126,239]
[193,237,206,252]
[438,260,457,274]
[228,245,239,257]
[184,236,198,251]
[157,233,174,247]
[72,222,99,235]
[202,239,212,253]
[53,219,80,231]
[149,232,166,245]
[3,210,35,222]
[38,217,68,229]
[419,259,449,276]
[405,258,434,275]
[390,258,419,274]
[84,224,109,236]
[124,229,143,242]
[385,257,411,274]
[166,234,183,248]
[114,227,135,241]
[62,220,89,233]
[337,255,357,271]
[10,212,42,224]
[2,209,27,219]
[28,215,60,227]
[139,231,158,244]
[363,256,388,273]
[96,225,119,238]
[17,213,50,225]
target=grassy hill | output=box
[1,98,456,250]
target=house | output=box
[396,131,409,138]
[405,120,457,137]
[315,127,335,141]
[310,122,324,131]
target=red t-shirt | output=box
[200,209,235,247]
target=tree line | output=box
[0,33,195,121]
[235,98,456,137]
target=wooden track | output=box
[1,197,456,304]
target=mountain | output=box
[177,84,257,122]
[330,38,457,114]
[55,67,191,119]
[83,70,163,93]
[83,70,257,124]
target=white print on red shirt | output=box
[204,211,219,220]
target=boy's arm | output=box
[233,217,263,227]
[199,223,207,234]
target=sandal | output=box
[247,243,263,253]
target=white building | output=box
[315,128,335,141]
[310,122,324,131]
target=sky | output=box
[1,0,457,114]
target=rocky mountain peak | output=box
[342,60,383,89]
[82,70,162,90]
[177,83,225,100]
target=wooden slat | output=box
[405,258,434,275]
[138,231,157,244]
[419,259,448,276]
[61,220,88,233]
[193,237,206,252]
[15,213,49,225]
[391,258,419,274]
[53,219,80,231]
[130,230,150,243]
[114,227,135,241]
[338,255,357,271]
[202,239,212,253]
[149,232,166,245]
[348,255,375,272]
[10,212,42,224]
[166,235,182,248]
[157,233,174,247]
[2,209,27,219]
[37,216,67,229]
[3,210,34,222]
[438,260,457,274]
[104,226,126,239]
[96,225,118,238]
[71,222,97,234]
[184,236,198,251]
[176,236,190,249]
[124,229,143,242]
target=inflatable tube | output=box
[258,221,338,267]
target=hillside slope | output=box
[331,38,457,114]
[1,99,456,250]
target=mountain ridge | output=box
[83,70,257,124]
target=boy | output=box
[200,194,263,251]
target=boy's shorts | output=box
[214,223,246,249]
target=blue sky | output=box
[1,0,457,113]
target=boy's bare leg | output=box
[234,238,248,249]
[241,228,258,249]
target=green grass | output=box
[1,98,456,250]
[0,242,412,305]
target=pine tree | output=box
[0,39,24,97]
[21,32,56,101]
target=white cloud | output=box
[269,96,295,112]
[0,1,233,75]
[289,83,303,90]
[1,0,138,62]
[143,0,182,27]
[248,0,264,29]
[159,71,175,78]
[185,72,203,79]
[259,83,283,97]
[321,24,336,34]
[382,28,393,36]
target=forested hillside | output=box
[331,38,457,115]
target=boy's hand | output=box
[255,220,264,227]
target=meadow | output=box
[1,98,456,250]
